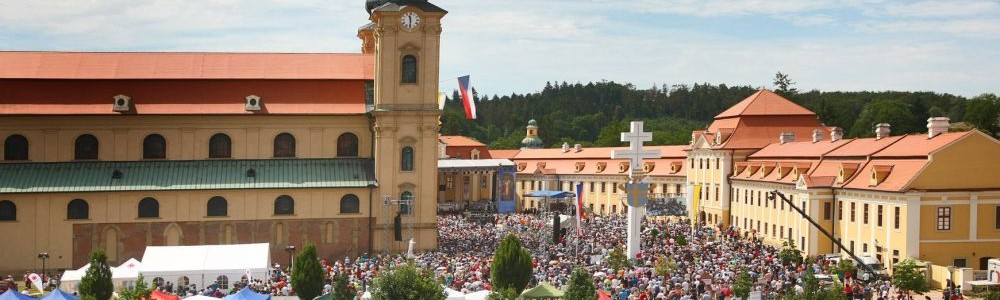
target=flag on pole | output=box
[457,75,476,119]
[575,183,585,237]
[28,273,43,293]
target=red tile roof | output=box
[749,139,851,158]
[872,132,972,157]
[489,150,521,159]
[440,136,486,147]
[715,89,816,119]
[512,145,687,160]
[841,159,930,192]
[825,136,905,158]
[0,52,375,80]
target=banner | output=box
[457,75,476,119]
[28,273,43,292]
[575,183,584,236]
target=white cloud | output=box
[882,0,1000,18]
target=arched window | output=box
[75,134,99,160]
[216,275,229,290]
[67,199,89,220]
[401,55,417,83]
[207,196,228,217]
[4,134,28,160]
[274,195,294,215]
[337,133,359,157]
[340,194,360,214]
[400,191,413,214]
[143,134,166,159]
[138,197,159,218]
[0,200,15,221]
[401,146,414,171]
[273,133,296,158]
[209,134,232,159]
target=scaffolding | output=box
[382,195,415,255]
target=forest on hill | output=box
[439,77,1000,150]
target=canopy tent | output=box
[58,264,88,292]
[39,289,77,300]
[60,259,141,293]
[443,287,464,300]
[221,288,269,300]
[140,243,270,290]
[523,191,575,198]
[520,282,564,299]
[0,290,36,300]
[150,290,179,300]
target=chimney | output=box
[574,144,583,152]
[928,117,951,138]
[779,132,796,144]
[562,142,570,153]
[812,129,824,143]
[875,123,891,140]
[830,127,844,142]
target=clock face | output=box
[400,12,420,30]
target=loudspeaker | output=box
[394,213,403,241]
[552,214,561,244]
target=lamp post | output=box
[284,245,296,274]
[37,252,49,289]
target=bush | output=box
[371,263,444,300]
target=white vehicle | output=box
[855,254,889,281]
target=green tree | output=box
[291,243,325,300]
[490,234,533,294]
[654,255,678,277]
[849,99,919,137]
[330,273,354,300]
[486,288,518,300]
[564,268,597,300]
[965,93,1000,136]
[371,263,445,300]
[606,244,631,272]
[117,275,152,300]
[79,250,114,300]
[733,269,752,300]
[777,239,802,265]
[892,259,929,296]
[675,234,687,246]
[773,71,798,95]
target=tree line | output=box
[440,76,999,149]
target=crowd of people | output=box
[11,209,932,299]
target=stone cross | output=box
[610,121,660,259]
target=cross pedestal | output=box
[611,121,660,259]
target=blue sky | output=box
[0,0,997,97]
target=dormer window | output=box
[574,162,585,173]
[516,162,527,172]
[643,162,655,173]
[618,162,630,173]
[670,162,683,174]
[536,162,546,170]
[777,163,794,179]
[596,162,607,173]
[734,162,747,175]
[870,165,893,186]
[747,163,761,178]
[760,163,776,179]
[838,163,860,184]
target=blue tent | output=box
[39,290,76,300]
[0,290,37,300]
[222,288,270,300]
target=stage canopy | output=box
[523,191,575,198]
[139,243,270,289]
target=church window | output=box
[209,134,232,158]
[207,196,228,217]
[75,134,99,160]
[340,194,360,214]
[337,133,359,157]
[216,275,229,290]
[0,200,15,221]
[67,199,89,220]
[401,146,414,171]
[138,197,159,218]
[401,55,418,83]
[4,134,28,160]
[143,134,166,159]
[400,191,413,214]
[273,133,296,158]
[274,195,294,215]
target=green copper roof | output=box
[0,159,375,194]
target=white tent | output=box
[443,287,465,300]
[113,258,142,288]
[464,290,490,300]
[139,243,270,290]
[59,263,89,292]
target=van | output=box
[855,254,889,281]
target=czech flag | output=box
[575,183,585,236]
[458,75,476,119]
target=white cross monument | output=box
[611,121,661,259]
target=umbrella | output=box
[149,290,179,300]
[592,272,607,278]
[597,290,612,300]
[0,290,37,300]
[40,290,77,300]
[464,290,490,300]
[520,282,564,299]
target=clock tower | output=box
[362,0,446,253]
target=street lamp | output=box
[284,245,296,274]
[37,252,49,289]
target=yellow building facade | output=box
[0,0,448,274]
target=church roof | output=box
[714,89,815,119]
[0,158,375,194]
[0,51,374,80]
[440,136,486,147]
